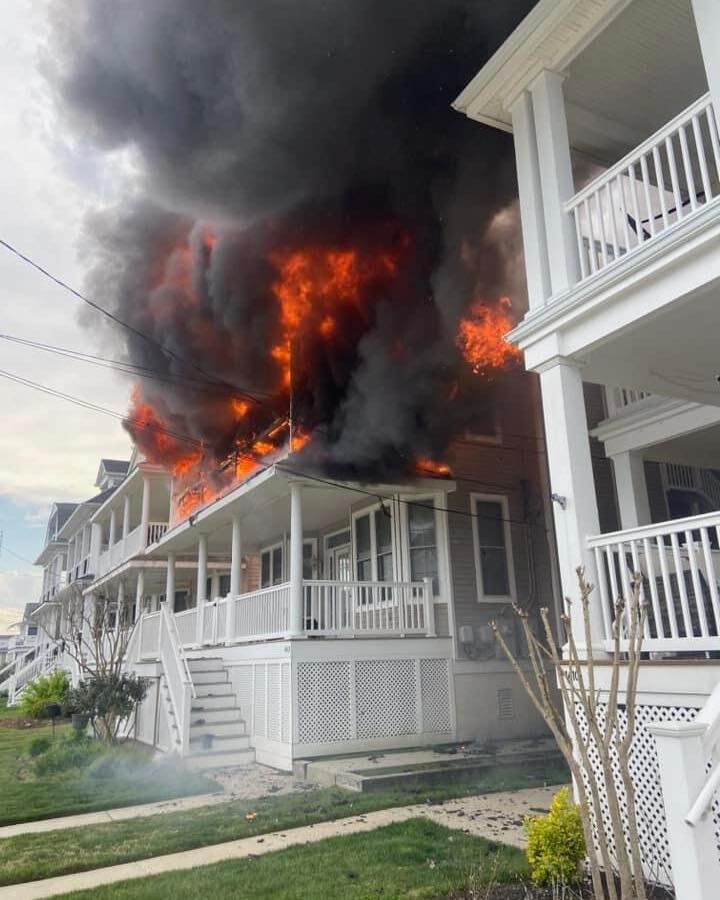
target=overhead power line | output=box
[0,237,268,407]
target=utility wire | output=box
[0,238,269,407]
[0,332,274,399]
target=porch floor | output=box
[294,737,563,792]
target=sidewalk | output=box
[0,785,559,899]
[0,792,226,839]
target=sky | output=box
[0,1,134,619]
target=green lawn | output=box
[0,763,568,887]
[0,706,217,826]
[61,818,530,899]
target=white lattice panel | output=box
[420,659,452,733]
[267,663,281,742]
[575,702,720,888]
[296,661,352,743]
[233,665,253,726]
[253,664,266,738]
[356,659,417,739]
[281,664,291,743]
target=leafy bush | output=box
[525,787,586,886]
[19,670,69,719]
[66,673,148,743]
[28,736,52,757]
[32,735,102,776]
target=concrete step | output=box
[190,733,251,754]
[192,670,229,685]
[189,706,244,725]
[185,749,255,771]
[187,657,224,673]
[190,719,247,738]
[191,694,236,710]
[193,683,234,700]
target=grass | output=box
[61,818,530,899]
[0,763,569,887]
[0,702,216,827]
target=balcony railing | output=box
[137,579,436,654]
[588,511,720,652]
[566,93,720,282]
[604,386,653,418]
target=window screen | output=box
[408,502,439,594]
[475,499,510,597]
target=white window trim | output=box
[260,540,285,587]
[351,502,395,583]
[400,493,445,597]
[470,493,517,604]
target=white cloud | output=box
[0,0,136,507]
[0,571,41,619]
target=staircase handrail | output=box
[158,604,194,755]
[685,681,720,826]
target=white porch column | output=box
[510,90,551,309]
[230,515,242,596]
[135,570,145,615]
[109,508,117,547]
[539,359,603,644]
[140,476,151,548]
[647,721,720,900]
[210,572,220,600]
[117,580,125,620]
[195,534,208,645]
[612,451,651,529]
[165,553,176,611]
[122,495,130,543]
[90,522,102,570]
[530,70,579,295]
[691,0,720,131]
[289,482,304,636]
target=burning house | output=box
[0,0,577,766]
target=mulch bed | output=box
[0,717,46,730]
[448,879,674,898]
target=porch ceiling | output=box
[580,275,720,407]
[147,466,455,558]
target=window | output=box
[219,574,231,596]
[407,500,439,595]
[353,507,394,582]
[302,540,316,580]
[471,495,514,601]
[260,543,284,588]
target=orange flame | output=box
[415,457,452,477]
[456,297,522,375]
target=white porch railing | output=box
[303,579,434,636]
[146,522,168,546]
[567,93,720,281]
[604,386,653,418]
[139,611,160,659]
[174,608,197,647]
[232,584,290,642]
[660,463,720,512]
[588,511,720,651]
[158,604,194,754]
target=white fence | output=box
[567,93,720,281]
[139,611,161,659]
[588,510,720,651]
[232,584,290,642]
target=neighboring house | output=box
[454,0,720,894]
[2,368,562,771]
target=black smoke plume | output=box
[48,0,532,480]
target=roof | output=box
[54,503,78,530]
[22,602,39,620]
[100,459,130,475]
[56,487,117,541]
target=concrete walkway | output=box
[0,793,226,839]
[0,785,561,899]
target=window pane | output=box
[410,547,438,594]
[408,504,436,548]
[480,547,510,596]
[260,552,270,588]
[219,574,231,596]
[303,542,314,580]
[357,558,373,581]
[272,547,283,584]
[355,514,371,555]
[374,509,392,554]
[476,501,505,548]
[377,551,393,582]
